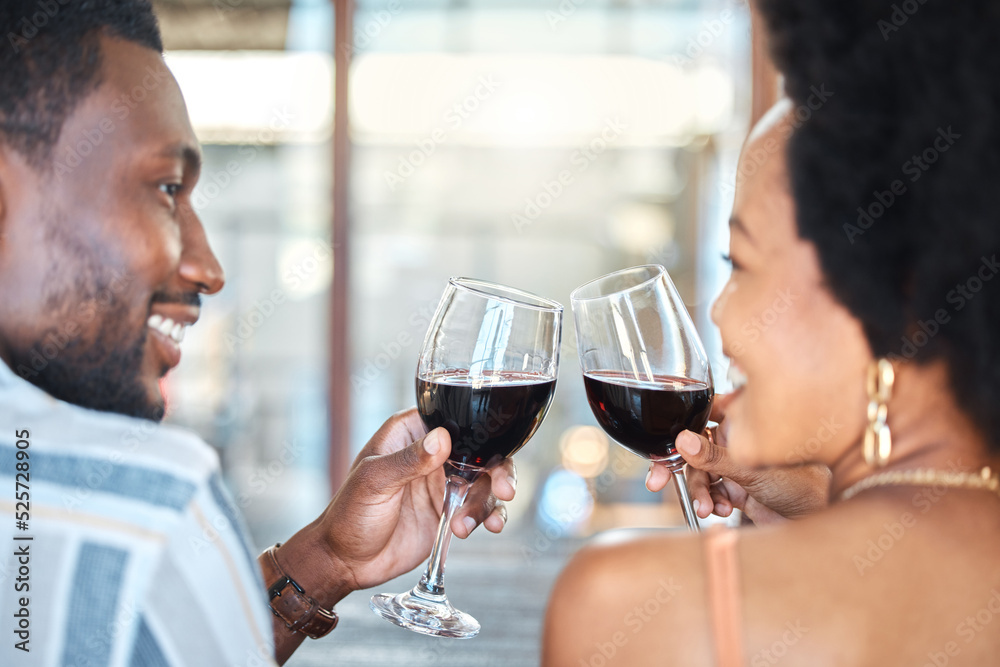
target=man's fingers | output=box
[488,459,517,502]
[483,503,508,534]
[452,472,503,538]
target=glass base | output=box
[370,588,480,638]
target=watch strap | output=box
[261,544,338,639]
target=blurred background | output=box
[155,0,773,663]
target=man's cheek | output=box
[78,301,98,324]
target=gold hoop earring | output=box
[863,358,894,468]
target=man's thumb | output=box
[374,427,451,489]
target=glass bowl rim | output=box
[570,264,668,303]
[448,277,564,312]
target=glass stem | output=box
[672,469,701,532]
[415,472,472,598]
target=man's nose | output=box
[178,214,225,295]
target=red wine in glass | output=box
[417,370,556,477]
[371,277,562,638]
[571,264,714,531]
[583,371,712,461]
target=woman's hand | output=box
[645,394,830,525]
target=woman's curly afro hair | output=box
[756,0,1000,453]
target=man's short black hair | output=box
[756,0,1000,453]
[0,0,163,166]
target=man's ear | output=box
[0,144,28,247]
[0,146,7,241]
[0,143,22,245]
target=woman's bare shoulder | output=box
[541,516,866,667]
[542,528,718,667]
[736,499,1000,665]
[544,504,1000,667]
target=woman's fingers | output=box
[676,428,764,489]
[645,460,674,492]
[648,429,727,519]
[648,456,727,520]
[684,465,719,518]
[709,484,734,517]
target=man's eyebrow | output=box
[729,215,755,244]
[159,143,202,173]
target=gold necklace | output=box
[840,466,1000,501]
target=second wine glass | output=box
[370,277,562,637]
[571,265,713,532]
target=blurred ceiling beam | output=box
[153,0,292,50]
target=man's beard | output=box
[10,302,165,422]
[8,217,168,421]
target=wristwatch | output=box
[261,544,339,639]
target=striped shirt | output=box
[0,360,277,666]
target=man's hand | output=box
[268,409,515,663]
[317,408,516,593]
[645,394,830,525]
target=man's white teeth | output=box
[728,364,748,390]
[147,314,186,344]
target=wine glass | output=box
[370,277,562,638]
[571,265,713,532]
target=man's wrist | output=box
[271,522,355,610]
[262,544,339,638]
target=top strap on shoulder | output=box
[705,526,744,667]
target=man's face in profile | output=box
[0,35,225,421]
